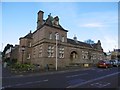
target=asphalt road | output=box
[2,66,120,89]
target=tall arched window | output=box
[61,36,64,42]
[49,33,52,40]
[55,32,59,40]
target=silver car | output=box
[110,60,120,67]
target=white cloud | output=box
[80,23,103,28]
[77,11,117,29]
[102,36,118,52]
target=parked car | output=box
[97,60,112,68]
[110,59,120,67]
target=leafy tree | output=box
[2,44,13,58]
[84,39,95,44]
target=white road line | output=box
[91,82,111,88]
[99,83,111,88]
[66,73,88,78]
[2,79,48,88]
[67,72,120,88]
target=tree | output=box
[84,39,95,44]
[2,44,13,58]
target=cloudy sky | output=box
[1,1,118,52]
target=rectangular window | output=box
[82,51,88,59]
[33,47,36,58]
[28,41,31,47]
[59,47,64,58]
[48,45,54,58]
[39,45,42,57]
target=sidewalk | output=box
[2,66,93,77]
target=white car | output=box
[111,60,120,67]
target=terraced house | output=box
[18,10,105,69]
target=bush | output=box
[11,59,17,64]
[11,63,34,71]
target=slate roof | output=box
[40,15,68,32]
[19,31,33,39]
[67,38,98,49]
[24,32,33,39]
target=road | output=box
[2,67,120,89]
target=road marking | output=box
[91,82,111,88]
[66,73,88,78]
[66,72,120,88]
[2,79,48,88]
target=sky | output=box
[1,2,118,52]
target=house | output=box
[18,10,104,69]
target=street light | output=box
[55,33,59,71]
[21,46,25,64]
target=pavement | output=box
[2,65,92,77]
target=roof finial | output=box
[73,34,77,42]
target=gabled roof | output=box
[19,31,33,39]
[24,32,32,39]
[37,14,68,32]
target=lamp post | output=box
[21,46,25,64]
[55,33,59,71]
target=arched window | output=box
[70,51,78,60]
[55,32,59,40]
[61,36,64,42]
[49,33,52,40]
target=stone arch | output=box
[70,51,78,62]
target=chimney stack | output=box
[37,10,44,29]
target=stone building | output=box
[18,10,104,69]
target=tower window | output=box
[61,36,64,42]
[55,33,59,40]
[49,33,52,40]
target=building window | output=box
[29,43,31,47]
[82,51,88,59]
[39,45,42,57]
[33,47,36,58]
[59,47,64,58]
[27,54,31,59]
[49,33,52,40]
[28,42,31,47]
[91,53,96,60]
[55,33,59,40]
[48,45,54,57]
[61,36,64,42]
